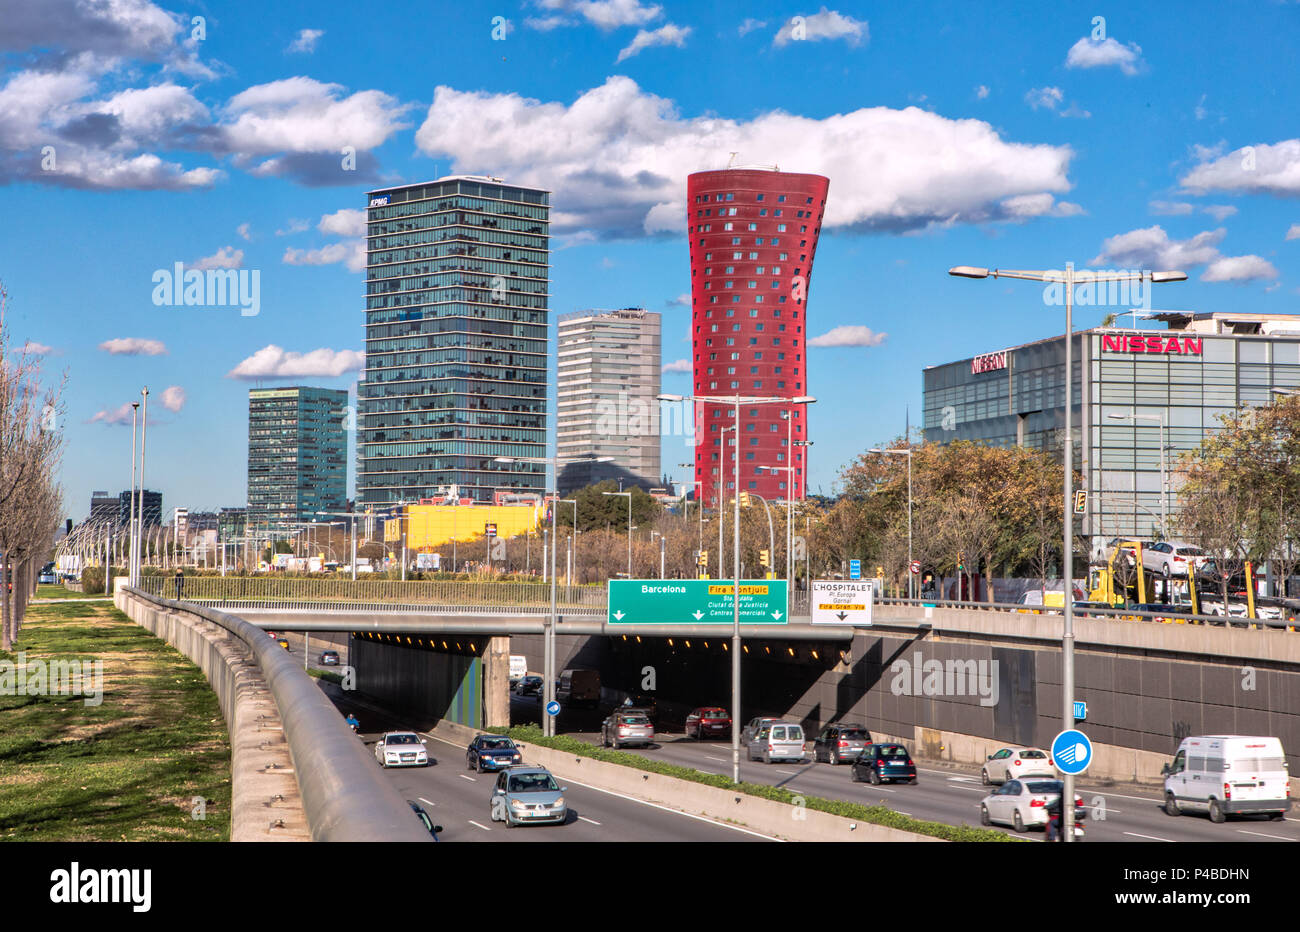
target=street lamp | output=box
[869,447,914,598]
[677,465,705,578]
[601,491,633,579]
[558,498,577,586]
[660,392,816,785]
[1107,412,1168,539]
[950,263,1185,843]
[497,454,611,737]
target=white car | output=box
[980,778,1082,833]
[374,732,429,768]
[1142,541,1208,578]
[981,747,1055,784]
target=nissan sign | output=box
[971,351,1008,374]
[1102,334,1203,355]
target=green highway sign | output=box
[607,579,788,625]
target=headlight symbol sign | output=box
[1051,729,1093,775]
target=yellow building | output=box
[385,503,543,550]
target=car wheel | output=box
[763,748,772,765]
[829,749,838,766]
[980,804,991,826]
[1270,812,1286,822]
[1162,564,1172,579]
[1209,798,1226,823]
[908,777,918,785]
[850,765,860,783]
[869,767,881,785]
[1164,793,1181,817]
[1013,809,1025,832]
[981,768,991,785]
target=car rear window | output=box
[1178,546,1205,556]
[772,726,803,741]
[1019,750,1047,759]
[839,729,869,740]
[701,710,727,718]
[620,715,651,726]
[878,745,909,758]
[1026,781,1063,794]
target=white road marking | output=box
[895,811,912,817]
[1124,831,1174,842]
[578,816,602,825]
[467,820,492,832]
[458,774,477,782]
[704,755,727,762]
[952,785,988,793]
[773,769,798,775]
[418,797,436,808]
[1237,830,1294,841]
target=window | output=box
[732,251,743,259]
[774,208,783,216]
[756,193,764,201]
[727,193,734,201]
[705,267,712,275]
[727,367,735,374]
[756,323,765,331]
[724,222,734,231]
[732,237,741,245]
[778,195,786,202]
[771,237,780,245]
[732,323,740,331]
[754,352,763,359]
[770,423,779,431]
[749,309,758,317]
[725,280,733,288]
[747,223,757,231]
[748,252,758,260]
[709,296,718,303]
[777,224,787,232]
[806,196,813,204]
[730,381,740,389]
[750,366,758,374]
[726,309,734,317]
[800,225,807,233]
[705,253,712,260]
[755,237,764,245]
[778,324,786,332]
[728,207,737,216]
[755,266,765,274]
[759,209,767,216]
[747,281,757,289]
[725,266,734,273]
[779,252,788,260]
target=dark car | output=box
[466,734,523,772]
[812,723,873,765]
[318,650,340,666]
[685,707,731,740]
[1131,602,1195,624]
[623,693,658,723]
[408,800,442,840]
[852,743,917,785]
[516,675,543,697]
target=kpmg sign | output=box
[368,195,390,207]
[1102,334,1203,356]
[971,351,1008,374]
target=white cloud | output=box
[535,0,662,30]
[616,22,690,61]
[1201,255,1279,283]
[976,85,989,100]
[283,241,367,273]
[1287,224,1300,241]
[1091,226,1226,269]
[20,341,53,355]
[277,218,310,236]
[159,385,186,412]
[667,293,690,306]
[808,325,888,348]
[99,337,168,356]
[237,222,252,240]
[414,77,1075,239]
[287,28,324,54]
[1149,200,1194,216]
[1025,86,1064,110]
[661,358,691,373]
[1201,204,1237,221]
[773,8,867,47]
[1000,193,1084,220]
[1065,36,1144,76]
[189,245,243,270]
[525,15,568,30]
[318,208,367,238]
[88,403,136,426]
[227,345,365,380]
[0,0,185,62]
[1181,140,1300,196]
[738,18,766,36]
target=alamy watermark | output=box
[0,651,103,706]
[1041,268,1155,311]
[596,393,696,445]
[151,264,260,317]
[889,651,1000,707]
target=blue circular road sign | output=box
[545,700,561,717]
[1051,728,1093,775]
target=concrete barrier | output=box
[116,585,431,842]
[430,721,944,842]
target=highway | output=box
[558,722,1300,843]
[324,686,773,842]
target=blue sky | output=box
[3,0,1299,518]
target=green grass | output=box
[35,584,102,600]
[0,600,231,841]
[489,724,1014,842]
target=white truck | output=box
[509,655,527,686]
[1162,735,1291,822]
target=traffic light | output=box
[957,550,965,572]
[698,549,709,566]
[738,491,751,507]
[1073,489,1087,514]
[760,549,770,568]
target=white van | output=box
[1162,735,1291,822]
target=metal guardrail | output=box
[124,586,432,842]
[877,596,1298,632]
[136,574,607,611]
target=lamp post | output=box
[559,499,577,586]
[950,263,1185,842]
[1107,412,1168,539]
[602,491,633,579]
[129,402,139,586]
[869,447,914,598]
[136,387,149,577]
[660,392,816,785]
[497,455,610,737]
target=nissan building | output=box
[922,312,1300,548]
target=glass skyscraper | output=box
[358,175,550,504]
[247,386,348,529]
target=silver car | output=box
[747,722,806,764]
[490,766,568,827]
[741,716,783,745]
[601,711,654,749]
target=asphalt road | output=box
[555,721,1300,844]
[325,685,774,842]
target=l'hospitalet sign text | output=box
[1102,334,1203,355]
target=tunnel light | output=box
[455,643,461,651]
[442,641,448,649]
[685,640,691,649]
[635,635,641,643]
[667,638,674,647]
[787,647,795,657]
[764,646,770,654]
[622,635,627,641]
[811,650,819,660]
[703,641,709,649]
[470,643,476,652]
